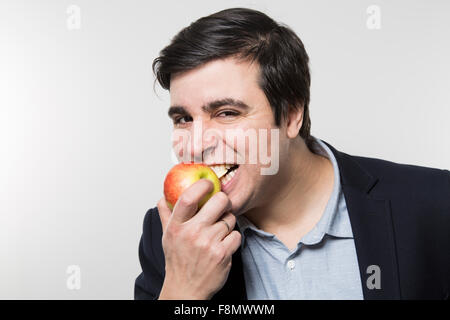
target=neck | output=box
[244,138,334,237]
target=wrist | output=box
[158,281,208,300]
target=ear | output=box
[286,106,304,139]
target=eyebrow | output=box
[168,98,250,119]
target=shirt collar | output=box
[236,135,354,247]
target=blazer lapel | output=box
[323,140,401,299]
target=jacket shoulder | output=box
[348,153,450,246]
[342,152,450,232]
[349,154,450,199]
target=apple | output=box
[164,163,221,210]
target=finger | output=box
[208,212,236,241]
[157,197,172,232]
[192,191,231,226]
[172,179,214,224]
[221,230,242,257]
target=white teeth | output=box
[220,166,237,185]
[209,165,227,178]
[209,164,234,179]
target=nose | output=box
[172,118,220,163]
[189,119,220,163]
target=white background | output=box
[1,0,449,299]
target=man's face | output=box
[168,57,289,215]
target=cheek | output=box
[227,131,257,165]
[223,122,280,166]
[171,127,197,161]
[257,124,281,163]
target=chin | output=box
[228,173,257,216]
[211,163,260,216]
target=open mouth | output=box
[209,164,240,186]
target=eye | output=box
[173,115,193,125]
[216,110,239,118]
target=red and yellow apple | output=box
[164,163,221,210]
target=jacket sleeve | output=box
[134,207,166,300]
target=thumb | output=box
[157,197,172,232]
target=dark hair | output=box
[153,8,314,150]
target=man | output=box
[135,8,450,300]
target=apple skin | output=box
[164,163,221,211]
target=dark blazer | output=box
[134,140,450,300]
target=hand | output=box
[157,179,242,300]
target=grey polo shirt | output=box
[236,136,364,300]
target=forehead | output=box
[169,57,263,110]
